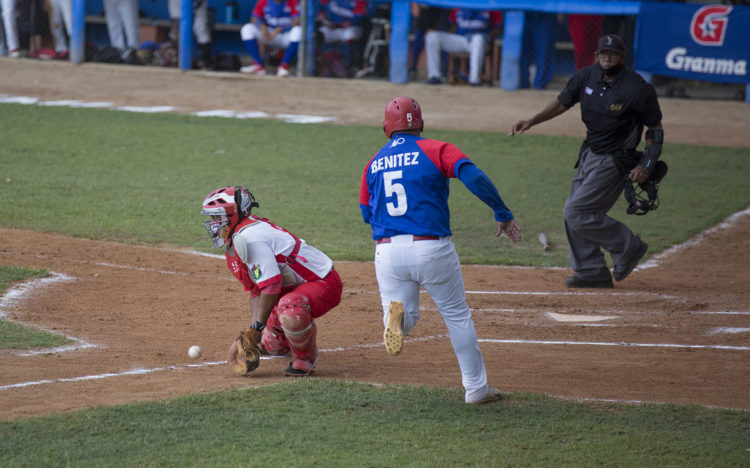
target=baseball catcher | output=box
[201,186,343,376]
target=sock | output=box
[281,41,298,67]
[242,39,263,65]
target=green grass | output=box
[2,103,749,265]
[0,265,74,350]
[0,381,747,466]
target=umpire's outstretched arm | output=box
[509,100,569,136]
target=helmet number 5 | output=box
[384,170,407,216]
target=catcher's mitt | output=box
[227,327,263,375]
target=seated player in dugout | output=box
[315,0,368,77]
[239,0,302,76]
[201,186,343,377]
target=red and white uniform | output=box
[226,216,342,358]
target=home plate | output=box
[546,312,618,322]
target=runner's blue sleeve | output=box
[456,160,514,222]
[360,204,371,224]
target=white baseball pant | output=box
[48,0,72,52]
[0,0,19,54]
[318,25,362,43]
[425,31,486,85]
[374,235,490,403]
[169,0,211,44]
[240,23,302,48]
[103,0,140,49]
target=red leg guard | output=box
[261,325,290,356]
[260,309,290,356]
[277,293,317,375]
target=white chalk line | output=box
[706,327,750,335]
[0,272,102,355]
[464,290,677,298]
[478,338,750,351]
[3,334,749,391]
[639,205,750,269]
[0,251,200,277]
[0,94,335,124]
[694,311,750,315]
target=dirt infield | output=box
[1,59,749,419]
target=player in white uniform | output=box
[359,97,522,404]
[0,0,20,57]
[169,0,213,68]
[201,186,343,376]
[425,8,502,86]
[103,0,140,52]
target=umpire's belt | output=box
[376,235,439,245]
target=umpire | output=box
[509,34,664,288]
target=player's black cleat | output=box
[614,241,648,282]
[565,275,613,289]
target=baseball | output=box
[188,345,202,359]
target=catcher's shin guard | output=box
[277,293,317,376]
[384,301,404,356]
[261,325,291,356]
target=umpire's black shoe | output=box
[614,241,649,282]
[565,275,613,289]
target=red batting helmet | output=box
[200,186,259,248]
[383,96,424,138]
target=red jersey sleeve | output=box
[359,153,379,206]
[252,0,268,21]
[353,0,367,16]
[416,139,469,179]
[288,0,300,18]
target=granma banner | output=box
[636,2,750,84]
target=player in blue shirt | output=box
[359,96,521,404]
[239,0,301,76]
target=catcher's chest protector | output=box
[226,248,256,291]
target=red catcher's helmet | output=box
[383,96,424,138]
[200,186,259,248]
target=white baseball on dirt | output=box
[188,345,202,359]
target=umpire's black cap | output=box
[596,34,627,55]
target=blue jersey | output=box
[451,8,502,38]
[252,0,300,31]
[319,0,367,26]
[359,133,470,240]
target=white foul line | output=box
[3,335,749,391]
[478,338,750,351]
[0,94,336,124]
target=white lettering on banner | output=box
[665,47,747,76]
[371,152,420,174]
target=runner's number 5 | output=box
[384,171,407,216]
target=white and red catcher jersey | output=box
[225,216,333,296]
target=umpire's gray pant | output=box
[563,147,642,280]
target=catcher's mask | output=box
[201,186,259,248]
[624,161,668,216]
[383,96,424,138]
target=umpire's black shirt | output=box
[557,64,662,155]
